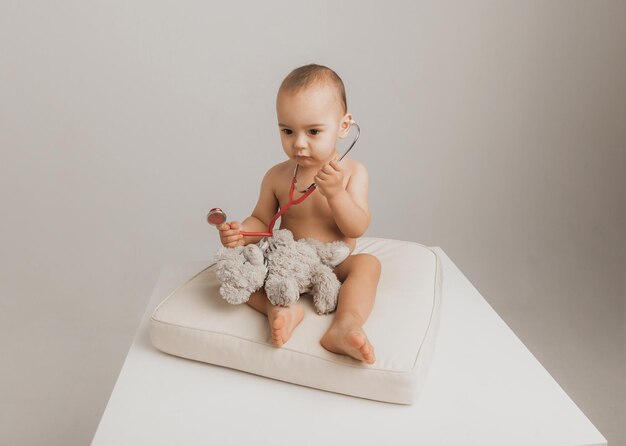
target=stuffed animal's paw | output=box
[310,263,341,314]
[265,276,300,307]
[214,245,267,305]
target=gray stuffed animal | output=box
[214,229,350,314]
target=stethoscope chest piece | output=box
[207,208,228,226]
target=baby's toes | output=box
[360,342,375,364]
[347,331,375,364]
[362,348,375,364]
[271,315,285,346]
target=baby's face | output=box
[276,85,352,168]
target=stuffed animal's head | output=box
[242,244,264,266]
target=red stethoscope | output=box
[207,121,360,237]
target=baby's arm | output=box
[217,168,279,247]
[315,160,370,238]
[241,168,279,244]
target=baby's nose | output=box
[294,145,309,157]
[294,133,308,150]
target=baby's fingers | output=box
[222,234,243,245]
[329,159,342,171]
[218,221,241,234]
[220,230,244,247]
[220,231,240,241]
[315,170,328,181]
[217,220,244,247]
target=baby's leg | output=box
[320,253,381,364]
[247,288,304,347]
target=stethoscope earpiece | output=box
[338,120,360,161]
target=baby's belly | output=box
[280,216,356,252]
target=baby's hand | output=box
[314,159,344,199]
[217,221,244,248]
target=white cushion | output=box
[149,237,442,404]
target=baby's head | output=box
[276,64,353,167]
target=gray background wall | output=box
[1,1,624,445]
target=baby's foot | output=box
[320,325,376,364]
[268,304,304,347]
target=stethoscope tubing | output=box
[210,121,360,238]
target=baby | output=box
[216,64,381,364]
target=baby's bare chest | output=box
[276,186,332,222]
[268,164,354,245]
[273,184,347,244]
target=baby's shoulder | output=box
[343,157,368,179]
[261,160,292,187]
[265,160,293,178]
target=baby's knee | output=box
[368,254,382,277]
[356,253,381,277]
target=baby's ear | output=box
[339,114,353,138]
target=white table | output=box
[92,248,607,446]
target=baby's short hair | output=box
[278,64,347,116]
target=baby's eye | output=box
[309,129,320,135]
[281,129,293,135]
